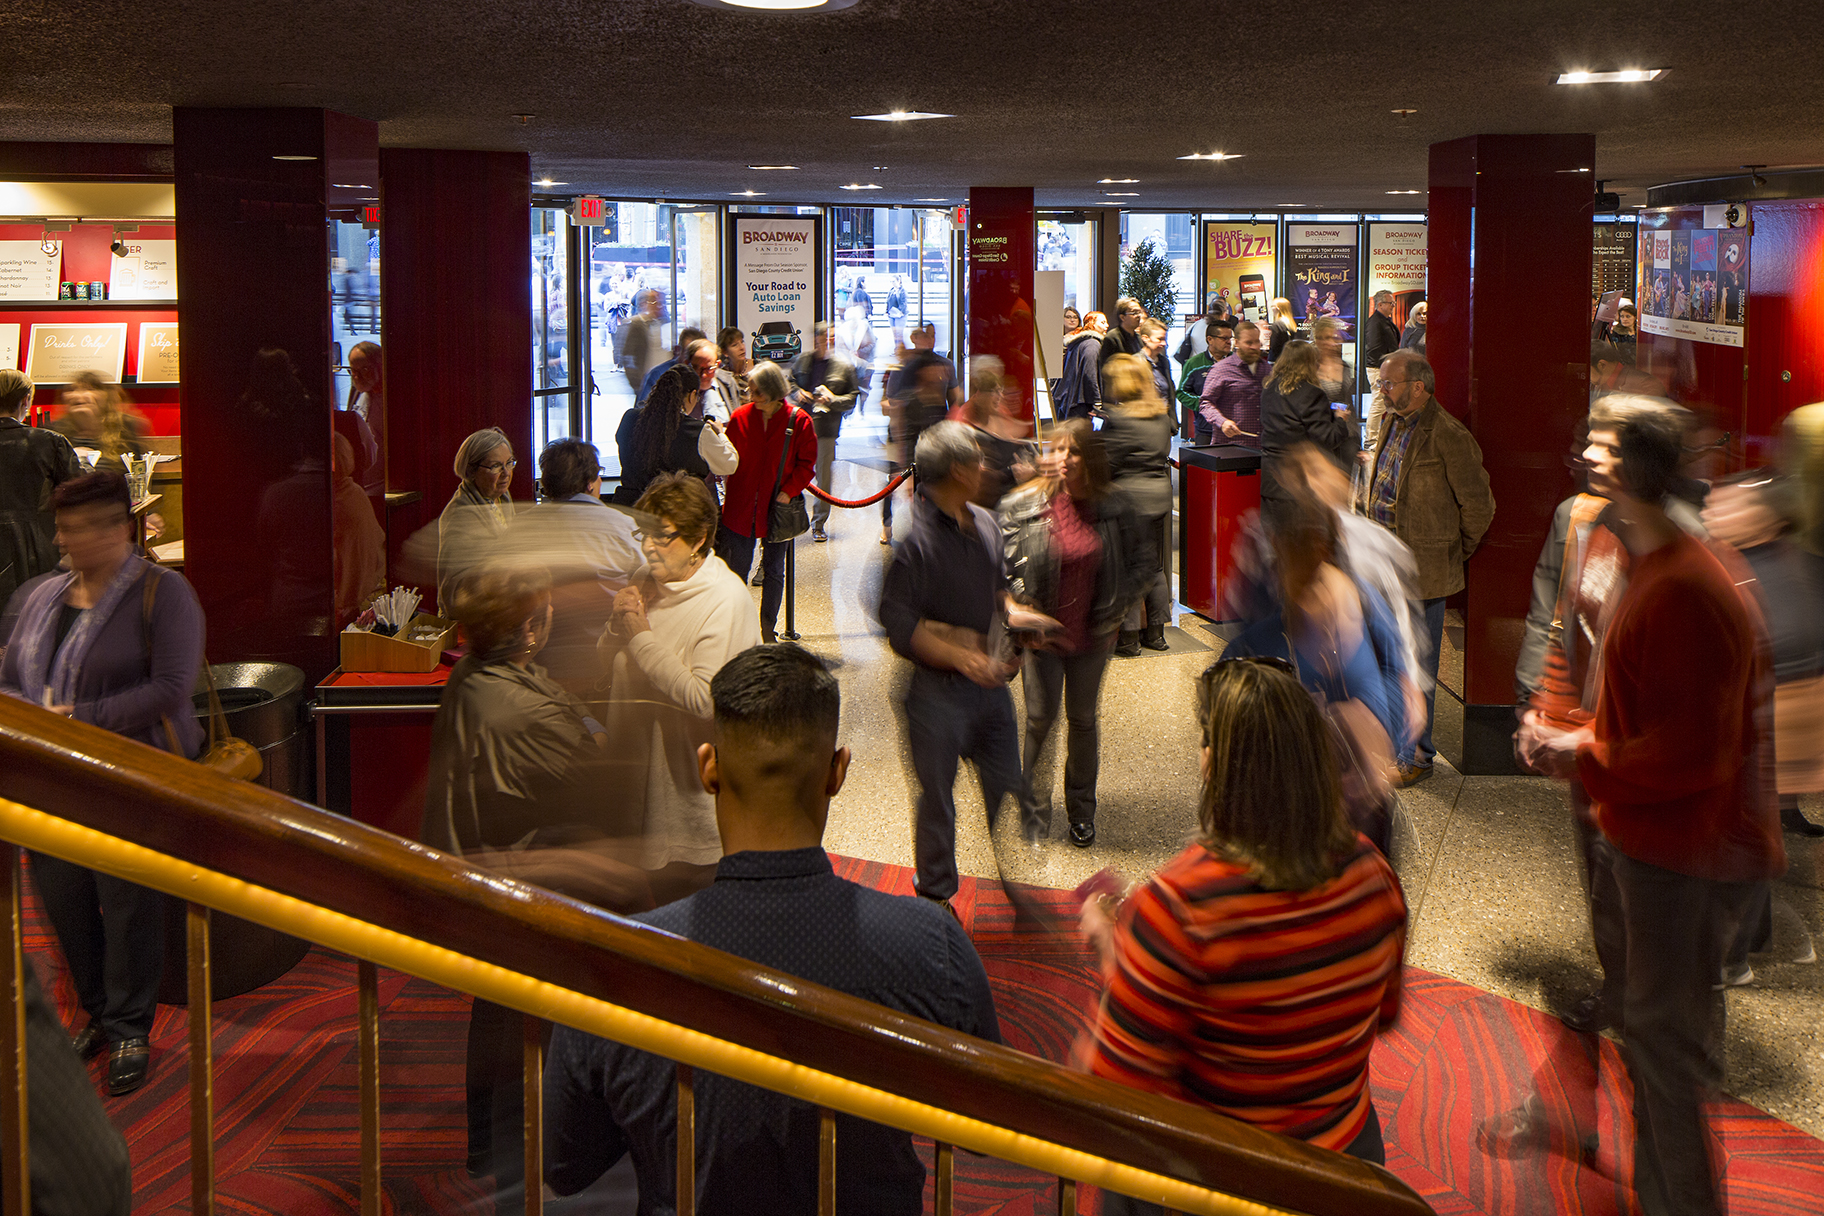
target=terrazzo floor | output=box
[776,426,1824,1141]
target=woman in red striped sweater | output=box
[1085,657,1408,1205]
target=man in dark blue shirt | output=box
[878,423,1057,905]
[544,644,1000,1214]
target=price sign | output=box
[0,240,61,302]
[24,322,127,384]
[137,323,180,383]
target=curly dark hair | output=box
[627,366,699,482]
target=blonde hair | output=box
[1271,297,1296,328]
[1312,316,1343,344]
[0,370,31,417]
[1265,340,1319,393]
[1102,354,1166,418]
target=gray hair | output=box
[968,355,1005,399]
[748,360,790,402]
[1382,350,1435,395]
[0,369,32,417]
[915,420,981,484]
[1372,290,1393,304]
[454,427,512,482]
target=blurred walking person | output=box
[1100,355,1174,655]
[790,322,858,543]
[1259,340,1357,535]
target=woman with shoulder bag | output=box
[0,471,206,1096]
[713,361,816,643]
[1001,418,1148,848]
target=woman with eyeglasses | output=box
[1081,658,1407,1208]
[600,472,762,900]
[438,427,517,610]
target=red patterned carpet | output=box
[23,856,1824,1215]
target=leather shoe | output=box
[1114,630,1141,657]
[1068,822,1096,848]
[71,1023,106,1061]
[1559,993,1612,1035]
[1396,762,1433,788]
[1781,805,1824,837]
[106,1036,150,1096]
[812,526,828,543]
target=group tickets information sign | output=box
[136,323,180,383]
[1286,224,1357,338]
[1202,222,1276,325]
[24,322,127,385]
[1638,223,1746,348]
[1366,224,1427,330]
[0,240,61,302]
[727,215,820,358]
[109,239,178,300]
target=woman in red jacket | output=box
[713,360,817,642]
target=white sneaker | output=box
[1714,961,1754,990]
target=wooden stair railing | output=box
[0,697,1433,1216]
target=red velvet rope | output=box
[802,466,913,508]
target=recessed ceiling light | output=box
[1391,108,1419,117]
[687,0,860,9]
[1104,192,1140,197]
[1385,190,1424,195]
[1177,152,1243,162]
[731,190,767,196]
[747,165,799,171]
[534,179,568,187]
[1099,178,1139,184]
[272,155,317,161]
[1556,167,1593,173]
[1556,69,1666,84]
[852,111,953,122]
[1278,204,1306,207]
[331,183,374,189]
[840,183,883,190]
[915,198,949,202]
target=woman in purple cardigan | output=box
[0,471,205,1097]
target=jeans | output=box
[714,524,787,636]
[1573,786,1629,1023]
[1101,1107,1384,1216]
[812,436,836,528]
[1604,846,1753,1216]
[905,666,1025,900]
[1121,513,1172,632]
[1401,596,1447,769]
[1020,646,1111,828]
[30,853,165,1041]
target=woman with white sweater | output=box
[599,471,762,899]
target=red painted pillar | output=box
[966,188,1036,419]
[1427,134,1595,772]
[377,149,532,610]
[174,108,378,684]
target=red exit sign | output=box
[571,196,606,226]
[361,205,381,228]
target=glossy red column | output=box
[966,188,1036,419]
[377,149,532,611]
[174,108,378,685]
[1428,134,1595,773]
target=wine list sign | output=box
[24,322,128,384]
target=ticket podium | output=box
[1177,444,1261,623]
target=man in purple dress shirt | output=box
[1198,320,1271,440]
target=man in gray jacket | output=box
[791,322,858,542]
[1361,350,1496,784]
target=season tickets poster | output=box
[1286,225,1357,337]
[1203,223,1276,325]
[1366,224,1426,330]
[1638,218,1746,348]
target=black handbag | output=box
[765,409,812,543]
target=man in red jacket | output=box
[1520,394,1783,1216]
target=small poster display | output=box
[24,322,128,385]
[1365,224,1427,329]
[0,240,61,302]
[1285,224,1357,338]
[136,322,180,383]
[0,323,18,370]
[1202,223,1277,325]
[1638,220,1746,348]
[726,215,821,363]
[109,239,178,301]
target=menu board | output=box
[0,240,61,302]
[136,323,180,383]
[0,324,18,370]
[24,322,127,384]
[110,239,178,301]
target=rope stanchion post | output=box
[783,542,800,641]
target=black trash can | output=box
[158,662,313,1004]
